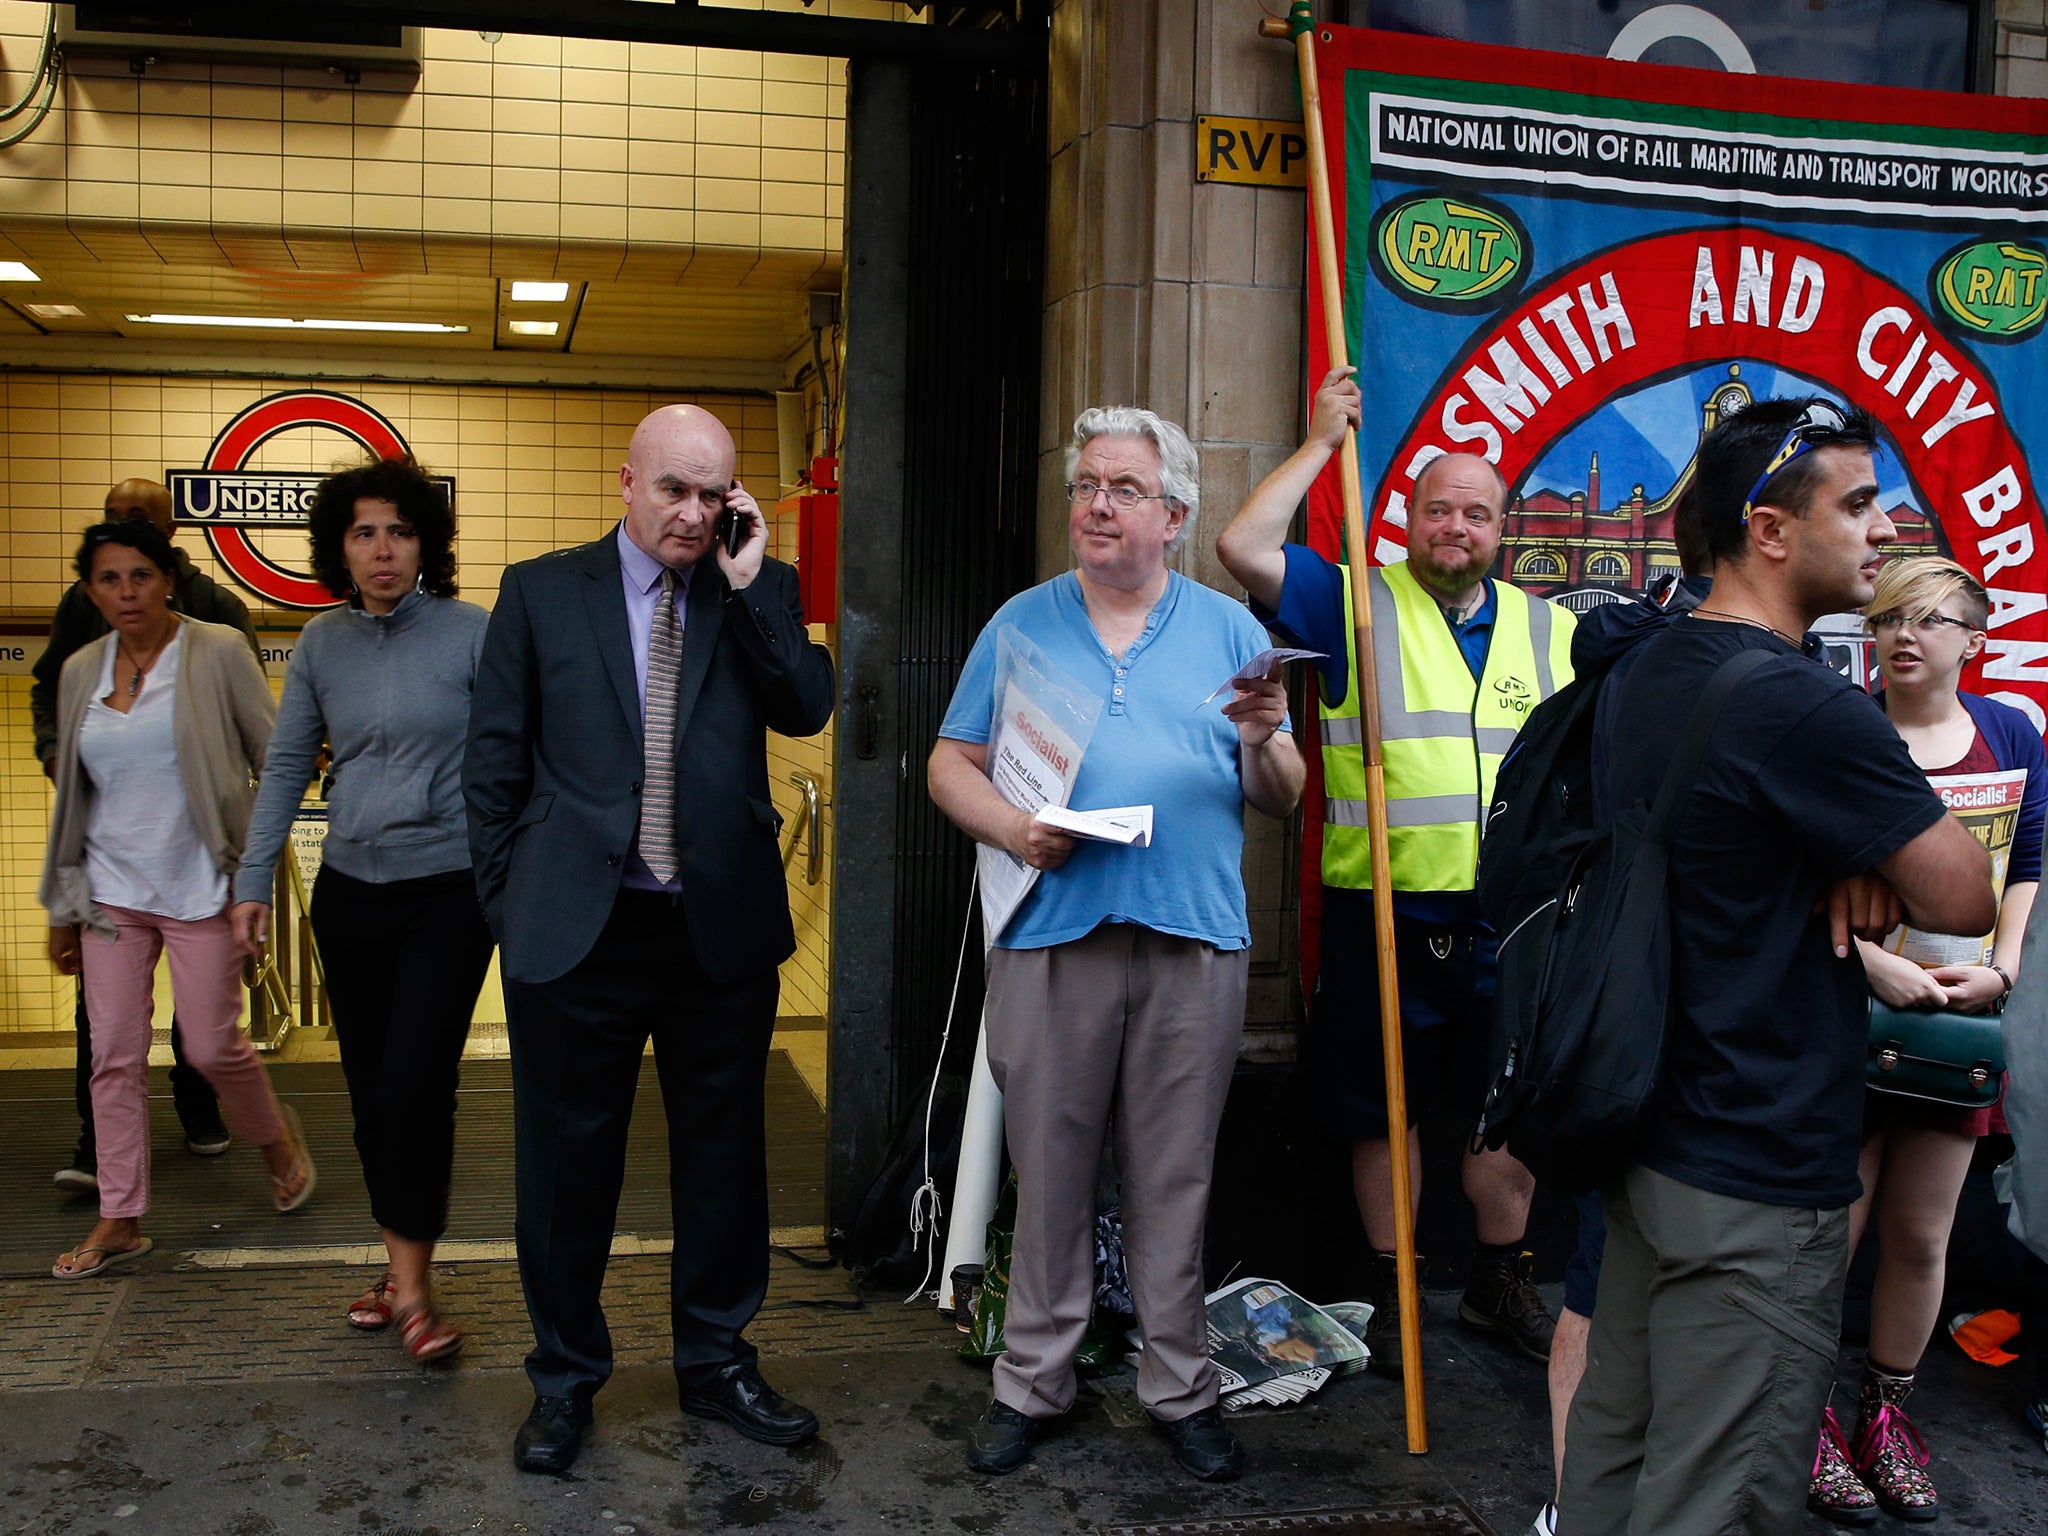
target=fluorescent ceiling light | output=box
[125,313,469,334]
[510,281,569,302]
[25,303,84,319]
[508,319,560,336]
[0,262,41,281]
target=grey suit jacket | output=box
[463,533,835,986]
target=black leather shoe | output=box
[965,1400,1035,1474]
[513,1395,591,1474]
[677,1361,818,1446]
[1153,1406,1243,1481]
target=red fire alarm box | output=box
[775,455,837,625]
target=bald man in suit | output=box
[466,404,835,1473]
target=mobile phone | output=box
[717,486,748,556]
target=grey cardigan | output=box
[236,590,490,904]
[40,618,277,936]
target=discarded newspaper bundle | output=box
[1204,1278,1370,1411]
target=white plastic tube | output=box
[939,1012,1005,1314]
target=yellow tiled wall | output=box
[0,4,918,265]
[0,371,836,1032]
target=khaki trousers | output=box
[1559,1163,1851,1536]
[984,924,1247,1422]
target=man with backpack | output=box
[1555,397,1995,1534]
[1216,367,1576,1377]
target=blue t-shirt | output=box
[939,571,1289,951]
[1250,542,1492,927]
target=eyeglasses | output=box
[1066,480,1169,513]
[1867,611,1980,635]
[1739,400,1850,524]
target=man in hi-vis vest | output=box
[1217,366,1576,1382]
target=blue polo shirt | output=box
[939,570,1290,952]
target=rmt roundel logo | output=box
[167,390,450,610]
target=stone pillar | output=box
[1042,0,1310,1033]
[1996,0,2048,95]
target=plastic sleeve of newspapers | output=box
[975,624,1103,946]
[1884,767,2021,968]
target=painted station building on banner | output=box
[1500,375,1941,609]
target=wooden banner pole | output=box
[1261,7,1428,1455]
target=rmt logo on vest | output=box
[1493,676,1535,715]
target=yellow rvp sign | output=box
[1197,116,1307,187]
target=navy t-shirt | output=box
[1610,616,1948,1209]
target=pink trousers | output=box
[81,905,285,1220]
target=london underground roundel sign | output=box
[167,390,441,610]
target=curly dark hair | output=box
[306,456,459,601]
[74,517,176,582]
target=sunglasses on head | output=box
[1739,400,1850,525]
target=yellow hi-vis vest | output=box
[1320,560,1575,892]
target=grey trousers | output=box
[984,924,1248,1422]
[1559,1163,1851,1536]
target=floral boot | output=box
[1853,1366,1938,1522]
[1807,1405,1879,1526]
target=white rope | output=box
[903,868,980,1304]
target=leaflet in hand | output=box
[1033,803,1153,847]
[1196,647,1327,709]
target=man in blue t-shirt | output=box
[930,407,1303,1485]
[1559,397,1995,1536]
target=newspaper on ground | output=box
[1203,1277,1369,1411]
[1194,647,1327,710]
[976,627,1099,944]
[1884,766,2026,968]
[1033,803,1153,847]
[1319,1299,1376,1363]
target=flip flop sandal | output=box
[52,1236,153,1280]
[397,1304,464,1364]
[347,1273,397,1331]
[269,1103,318,1214]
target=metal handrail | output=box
[781,770,824,885]
[244,813,330,1053]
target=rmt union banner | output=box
[1307,27,2048,733]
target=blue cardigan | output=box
[1901,691,2048,887]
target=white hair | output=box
[1065,405,1201,552]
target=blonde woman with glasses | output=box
[1809,554,2045,1525]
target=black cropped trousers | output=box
[310,864,495,1241]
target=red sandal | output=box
[396,1302,464,1364]
[346,1273,396,1331]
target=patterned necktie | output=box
[639,569,682,883]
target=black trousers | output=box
[72,979,218,1162]
[506,890,778,1404]
[310,865,495,1241]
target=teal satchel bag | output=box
[1866,1000,2006,1109]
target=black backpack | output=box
[1474,649,1770,1192]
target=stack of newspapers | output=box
[1202,1277,1372,1411]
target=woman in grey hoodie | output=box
[232,457,493,1363]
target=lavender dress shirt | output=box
[617,521,695,894]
